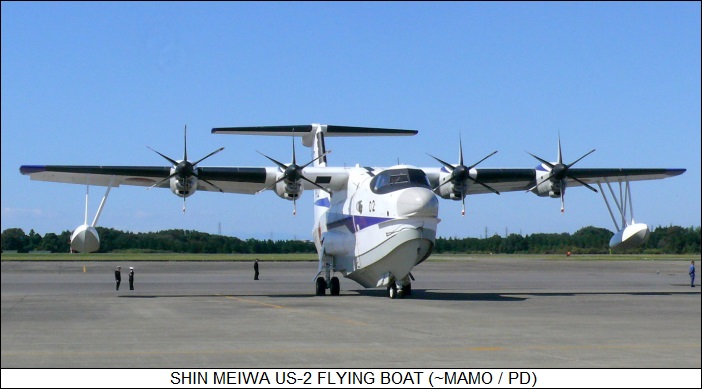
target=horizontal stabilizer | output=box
[211,124,417,137]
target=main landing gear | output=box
[315,276,340,296]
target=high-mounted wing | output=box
[19,165,267,194]
[19,165,349,194]
[423,166,686,196]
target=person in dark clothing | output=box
[254,259,259,280]
[690,260,696,287]
[115,266,121,290]
[129,267,135,290]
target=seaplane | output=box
[19,124,686,298]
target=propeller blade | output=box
[183,125,188,162]
[256,175,287,195]
[433,176,455,192]
[461,186,465,216]
[300,150,332,169]
[567,175,598,193]
[560,190,565,213]
[148,146,178,166]
[193,174,224,193]
[192,147,225,167]
[467,150,498,169]
[300,175,331,194]
[526,171,554,192]
[427,153,456,171]
[566,149,596,169]
[467,176,500,195]
[526,152,555,169]
[257,151,288,170]
[148,171,178,190]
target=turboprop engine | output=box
[527,135,597,213]
[257,136,330,215]
[530,178,563,198]
[428,137,499,215]
[148,125,224,212]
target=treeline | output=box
[1,225,700,255]
[437,225,700,254]
[0,228,315,254]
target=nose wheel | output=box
[387,280,412,299]
[388,275,414,299]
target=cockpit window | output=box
[370,168,431,194]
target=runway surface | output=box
[1,257,700,368]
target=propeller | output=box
[257,135,331,216]
[147,125,225,213]
[526,134,597,213]
[428,136,499,216]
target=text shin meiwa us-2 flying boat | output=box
[20,124,685,298]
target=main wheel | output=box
[402,283,412,297]
[330,277,340,296]
[315,277,326,296]
[388,283,398,299]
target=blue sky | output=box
[2,2,700,240]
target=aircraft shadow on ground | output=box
[118,290,698,301]
[350,289,699,301]
[352,289,527,302]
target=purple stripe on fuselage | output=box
[353,216,390,231]
[314,198,331,208]
[327,215,392,233]
[327,217,355,233]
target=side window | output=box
[373,173,389,191]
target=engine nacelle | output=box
[435,175,467,201]
[274,178,303,201]
[170,176,198,198]
[531,180,562,198]
[70,224,100,253]
[609,223,650,250]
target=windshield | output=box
[370,168,431,194]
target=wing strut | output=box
[81,174,116,227]
[92,176,115,227]
[596,179,637,231]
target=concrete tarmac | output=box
[1,257,700,368]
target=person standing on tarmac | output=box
[129,267,135,290]
[690,260,696,287]
[254,259,260,280]
[115,266,121,290]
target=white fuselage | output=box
[312,165,440,288]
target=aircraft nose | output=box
[397,187,438,217]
